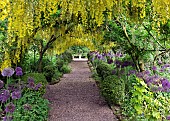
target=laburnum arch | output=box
[0,0,169,70]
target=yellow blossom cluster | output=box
[0,0,169,70]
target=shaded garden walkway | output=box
[45,61,118,121]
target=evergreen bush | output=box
[56,59,65,71]
[21,73,47,94]
[62,51,72,63]
[96,61,113,79]
[43,65,56,82]
[22,73,47,85]
[61,64,71,74]
[100,75,125,105]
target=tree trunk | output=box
[36,35,58,72]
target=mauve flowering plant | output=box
[1,67,15,77]
[167,115,170,120]
[5,103,15,113]
[23,103,32,111]
[34,83,42,90]
[0,89,10,103]
[3,116,13,121]
[135,64,170,92]
[15,67,23,76]
[0,80,4,89]
[0,66,47,120]
[11,90,21,100]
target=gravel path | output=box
[45,61,118,121]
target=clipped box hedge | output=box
[100,75,125,105]
[96,61,113,79]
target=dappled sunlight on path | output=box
[45,61,118,121]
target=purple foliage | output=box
[92,56,95,61]
[107,52,113,58]
[102,53,107,56]
[145,75,159,85]
[97,54,102,59]
[27,77,35,89]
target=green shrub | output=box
[61,64,71,74]
[43,65,56,82]
[62,51,72,63]
[21,73,47,95]
[100,75,125,105]
[56,59,65,71]
[96,61,113,79]
[52,70,63,80]
[13,91,49,121]
[46,70,63,85]
[122,78,168,120]
[22,73,47,85]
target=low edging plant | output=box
[43,65,56,83]
[0,67,49,121]
[60,64,71,74]
[100,75,125,105]
[88,51,170,120]
[96,61,114,79]
[12,90,49,121]
[22,72,47,85]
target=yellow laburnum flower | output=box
[0,2,6,9]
